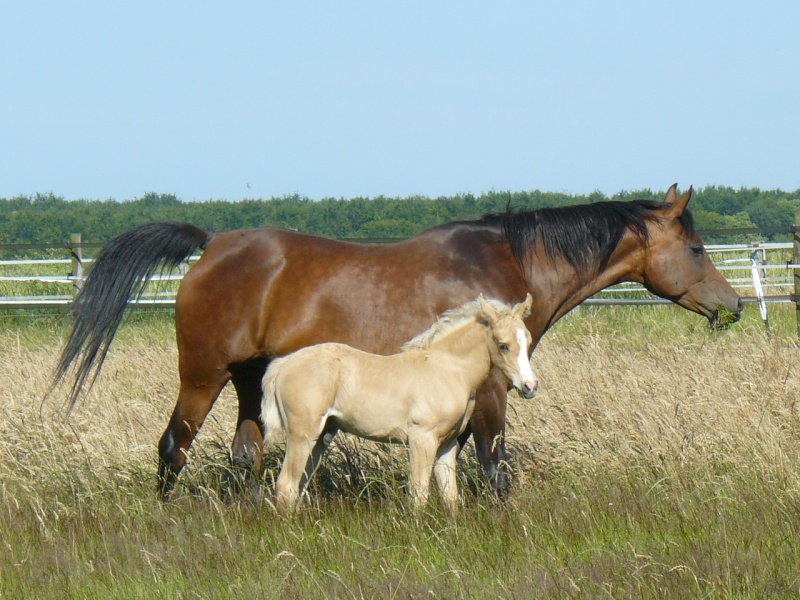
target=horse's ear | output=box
[479,294,500,322]
[662,183,692,219]
[513,293,533,319]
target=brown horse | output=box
[52,183,742,499]
[262,295,536,513]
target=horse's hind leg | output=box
[157,379,228,500]
[229,359,269,490]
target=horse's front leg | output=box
[461,370,511,497]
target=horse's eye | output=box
[690,246,703,257]
[498,343,510,352]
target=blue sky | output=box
[1,2,797,201]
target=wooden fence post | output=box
[794,212,800,338]
[70,233,83,299]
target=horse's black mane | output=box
[482,199,696,278]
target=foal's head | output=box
[479,294,538,399]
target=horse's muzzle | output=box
[710,297,744,329]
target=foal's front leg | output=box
[433,438,460,513]
[408,433,437,509]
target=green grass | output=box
[3,456,798,598]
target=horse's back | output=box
[173,224,522,367]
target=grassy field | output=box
[1,303,799,598]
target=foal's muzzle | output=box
[520,380,539,400]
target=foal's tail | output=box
[51,222,211,417]
[261,357,289,444]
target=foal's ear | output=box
[479,294,500,322]
[512,293,533,319]
[662,183,693,219]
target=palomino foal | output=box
[261,295,537,513]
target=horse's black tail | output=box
[51,222,211,417]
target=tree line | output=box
[1,185,798,251]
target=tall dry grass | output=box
[510,307,800,487]
[1,306,799,597]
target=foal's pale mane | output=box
[401,297,513,351]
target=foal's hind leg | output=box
[276,424,338,513]
[276,433,317,513]
[299,424,339,493]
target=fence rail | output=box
[1,236,794,317]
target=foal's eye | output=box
[498,343,510,352]
[690,246,703,257]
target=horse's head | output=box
[479,294,538,399]
[639,184,743,328]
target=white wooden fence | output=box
[0,242,794,314]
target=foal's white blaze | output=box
[515,328,538,398]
